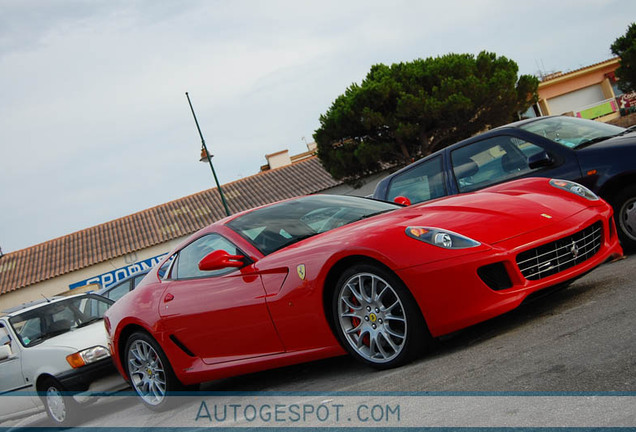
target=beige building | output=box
[534,58,623,122]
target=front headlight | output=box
[549,179,599,201]
[66,345,110,369]
[406,227,481,249]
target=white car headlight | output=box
[66,345,110,369]
[406,226,481,249]
[549,179,599,201]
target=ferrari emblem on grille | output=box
[570,241,580,258]
[541,213,553,219]
[297,264,306,280]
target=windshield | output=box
[227,195,399,255]
[8,295,113,347]
[518,116,625,148]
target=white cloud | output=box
[0,0,634,251]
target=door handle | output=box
[164,293,174,303]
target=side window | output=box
[451,135,544,193]
[75,296,111,318]
[174,234,242,280]
[387,155,446,204]
[158,255,175,279]
[106,280,132,301]
[132,274,146,287]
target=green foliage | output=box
[611,22,636,93]
[314,52,539,183]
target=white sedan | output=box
[0,293,128,426]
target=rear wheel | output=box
[40,378,78,426]
[332,263,432,369]
[612,185,636,252]
[125,331,181,410]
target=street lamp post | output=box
[185,92,231,217]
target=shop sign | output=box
[69,253,168,290]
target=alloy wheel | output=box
[337,272,407,363]
[127,339,168,406]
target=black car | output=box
[95,270,149,302]
[373,116,636,251]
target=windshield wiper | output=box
[576,125,636,148]
[614,125,636,136]
[574,136,614,148]
[357,209,395,220]
[75,317,102,328]
[25,329,67,346]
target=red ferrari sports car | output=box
[104,178,622,409]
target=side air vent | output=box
[477,262,513,291]
[169,335,196,357]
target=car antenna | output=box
[41,294,51,303]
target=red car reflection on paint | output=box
[104,177,622,409]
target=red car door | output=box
[158,233,284,365]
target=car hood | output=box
[374,189,589,245]
[36,321,108,351]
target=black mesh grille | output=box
[516,222,602,281]
[478,262,513,291]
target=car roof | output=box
[0,293,101,318]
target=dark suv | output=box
[373,116,636,251]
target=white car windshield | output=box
[8,295,113,347]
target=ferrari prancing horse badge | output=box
[297,264,306,280]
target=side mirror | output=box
[528,151,554,170]
[394,196,412,206]
[198,250,245,271]
[0,344,12,360]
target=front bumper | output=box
[55,357,126,393]
[397,206,623,337]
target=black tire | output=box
[124,331,183,411]
[611,185,636,253]
[331,263,433,369]
[40,378,79,426]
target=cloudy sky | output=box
[1,0,634,253]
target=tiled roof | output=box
[539,57,620,84]
[0,156,341,296]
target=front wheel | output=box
[332,264,432,369]
[40,378,78,426]
[612,185,636,253]
[125,331,181,411]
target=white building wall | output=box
[0,238,185,310]
[547,84,605,115]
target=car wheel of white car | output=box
[125,331,181,411]
[41,378,78,426]
[332,263,433,369]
